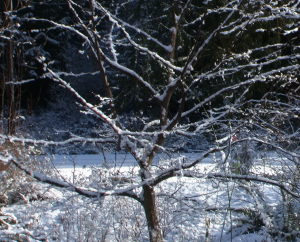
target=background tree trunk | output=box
[3,0,19,135]
[7,36,15,135]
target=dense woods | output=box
[1,0,300,241]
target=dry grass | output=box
[0,140,43,206]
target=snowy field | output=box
[1,151,297,241]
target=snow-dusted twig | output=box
[10,157,141,202]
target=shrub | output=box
[0,140,46,206]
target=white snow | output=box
[1,151,297,241]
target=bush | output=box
[0,140,47,206]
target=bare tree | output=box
[2,0,300,241]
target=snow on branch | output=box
[95,3,173,53]
[0,229,45,242]
[2,135,116,147]
[150,145,227,186]
[62,1,161,98]
[5,78,39,85]
[110,20,182,73]
[47,68,122,134]
[188,1,244,70]
[54,70,101,78]
[151,161,300,199]
[206,172,300,199]
[175,0,193,25]
[216,54,300,78]
[99,52,159,97]
[19,17,98,58]
[184,64,300,118]
[165,169,300,199]
[9,157,141,202]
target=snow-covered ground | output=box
[0,152,296,241]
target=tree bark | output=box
[4,0,16,135]
[142,184,163,242]
[7,37,16,135]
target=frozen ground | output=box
[0,151,295,241]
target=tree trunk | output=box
[142,184,163,242]
[3,0,16,135]
[7,37,15,135]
